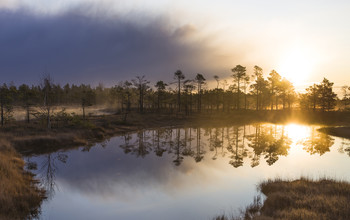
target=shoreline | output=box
[4,110,350,156]
[1,110,350,219]
[318,126,350,139]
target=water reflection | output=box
[27,152,68,198]
[339,141,350,156]
[301,127,334,155]
[247,125,290,167]
[31,124,349,197]
[28,123,350,220]
[114,124,338,168]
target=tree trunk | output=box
[275,95,278,110]
[26,105,30,123]
[313,96,316,111]
[127,93,131,112]
[177,79,181,112]
[197,85,201,113]
[1,102,3,127]
[237,79,240,110]
[82,104,85,120]
[271,88,274,110]
[157,92,160,111]
[256,89,259,111]
[47,107,51,130]
[139,86,143,113]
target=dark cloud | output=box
[0,8,227,86]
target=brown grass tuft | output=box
[0,141,45,220]
[257,178,350,220]
[214,177,350,220]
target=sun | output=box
[277,46,316,86]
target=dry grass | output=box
[0,141,45,220]
[256,177,350,220]
[214,177,350,220]
[0,112,194,156]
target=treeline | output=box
[0,65,344,127]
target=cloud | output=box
[0,7,229,86]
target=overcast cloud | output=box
[0,7,231,86]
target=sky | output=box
[1,0,350,91]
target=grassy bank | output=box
[1,112,193,156]
[318,126,350,140]
[214,177,350,220]
[0,141,45,220]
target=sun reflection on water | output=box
[284,123,311,143]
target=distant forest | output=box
[0,65,348,126]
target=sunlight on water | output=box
[27,123,350,220]
[285,123,311,142]
[284,123,314,155]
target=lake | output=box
[26,123,350,220]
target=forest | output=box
[0,65,345,128]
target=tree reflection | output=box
[264,127,291,165]
[247,125,291,166]
[301,128,334,155]
[195,127,205,162]
[122,130,152,158]
[249,125,263,167]
[228,126,244,168]
[116,124,339,168]
[182,128,194,157]
[172,128,184,166]
[120,133,133,154]
[153,129,167,157]
[37,152,68,199]
[339,141,350,157]
[210,128,223,160]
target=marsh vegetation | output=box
[214,178,350,220]
[0,141,44,220]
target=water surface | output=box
[27,123,350,220]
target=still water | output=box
[27,123,350,220]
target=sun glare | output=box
[284,123,310,143]
[277,47,316,86]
